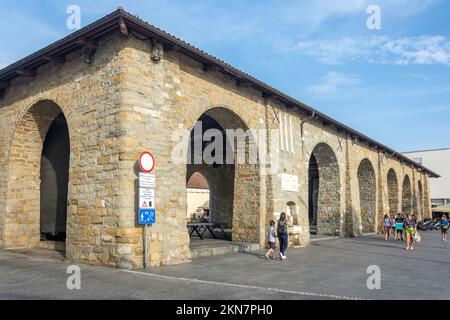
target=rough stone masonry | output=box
[0,9,439,269]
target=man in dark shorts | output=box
[394,213,404,241]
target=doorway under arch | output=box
[186,107,260,243]
[186,172,211,222]
[308,143,341,236]
[357,159,376,233]
[402,175,412,216]
[387,169,399,215]
[5,100,70,251]
[417,180,424,220]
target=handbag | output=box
[413,231,422,243]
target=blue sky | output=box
[1,0,449,152]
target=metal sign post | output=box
[138,151,156,269]
[144,224,148,268]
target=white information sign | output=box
[139,173,156,188]
[139,173,156,209]
[280,173,299,192]
[139,188,155,209]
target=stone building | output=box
[0,9,439,269]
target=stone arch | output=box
[4,100,71,250]
[417,180,424,220]
[308,143,341,236]
[357,159,377,233]
[387,169,399,215]
[186,106,260,242]
[402,175,412,216]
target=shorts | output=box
[405,227,414,235]
[442,228,448,234]
[267,241,276,249]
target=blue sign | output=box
[138,209,156,225]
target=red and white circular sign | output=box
[139,151,155,173]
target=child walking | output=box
[265,220,277,260]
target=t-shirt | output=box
[268,226,276,243]
[404,219,416,229]
[383,218,391,227]
[441,220,449,230]
[395,218,404,230]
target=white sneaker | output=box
[265,254,270,260]
[280,253,286,260]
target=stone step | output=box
[190,241,260,259]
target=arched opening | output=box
[40,113,70,242]
[357,159,376,233]
[186,107,260,243]
[387,169,398,215]
[417,181,424,220]
[5,100,70,252]
[186,172,210,222]
[402,175,412,216]
[308,143,341,236]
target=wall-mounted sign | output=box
[139,187,155,209]
[139,172,156,188]
[138,209,156,225]
[139,151,155,173]
[281,173,299,192]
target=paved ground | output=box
[0,231,448,300]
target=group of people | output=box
[264,211,449,260]
[382,213,449,250]
[382,213,419,250]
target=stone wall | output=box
[0,32,130,267]
[0,31,433,268]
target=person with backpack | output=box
[441,215,449,241]
[394,213,404,241]
[277,212,291,260]
[383,214,392,241]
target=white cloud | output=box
[292,35,450,65]
[307,71,361,97]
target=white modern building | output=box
[403,148,450,207]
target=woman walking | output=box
[404,214,417,250]
[383,215,392,241]
[441,215,449,241]
[277,212,290,260]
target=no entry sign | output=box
[139,151,155,173]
